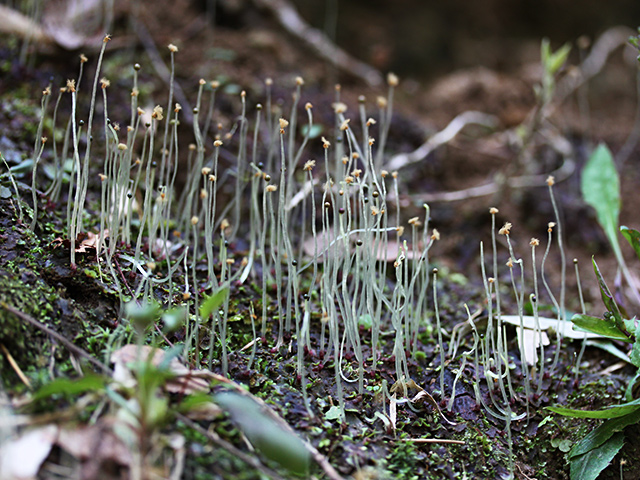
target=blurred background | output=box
[291,0,640,79]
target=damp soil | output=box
[1,1,640,479]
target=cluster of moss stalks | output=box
[0,34,591,478]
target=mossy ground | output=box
[2,2,640,479]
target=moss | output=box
[0,268,58,382]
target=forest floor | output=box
[1,1,640,479]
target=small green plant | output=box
[548,256,640,480]
[548,143,640,480]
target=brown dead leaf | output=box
[111,345,215,395]
[56,420,133,479]
[50,231,108,254]
[411,390,457,426]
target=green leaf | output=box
[6,158,34,176]
[547,43,572,75]
[541,38,551,67]
[502,314,598,339]
[177,393,221,416]
[569,409,640,458]
[162,306,187,333]
[215,392,310,476]
[626,371,640,402]
[199,286,229,320]
[125,300,161,328]
[32,375,106,401]
[358,314,373,330]
[627,319,640,368]
[570,432,624,480]
[551,438,573,452]
[582,144,622,259]
[620,226,640,261]
[571,314,631,342]
[547,397,640,419]
[631,345,640,370]
[584,339,632,364]
[623,317,638,336]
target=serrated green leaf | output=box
[199,286,229,320]
[582,144,622,259]
[630,339,640,369]
[547,397,640,419]
[571,314,631,342]
[620,226,640,261]
[623,317,638,336]
[570,432,624,480]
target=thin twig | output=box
[402,438,465,445]
[555,26,636,105]
[0,5,50,45]
[251,0,383,87]
[175,413,289,480]
[0,343,32,388]
[386,111,499,171]
[397,158,575,204]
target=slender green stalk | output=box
[433,268,446,400]
[30,136,47,231]
[70,35,111,266]
[1,153,24,224]
[573,258,588,380]
[159,44,178,184]
[45,85,68,201]
[547,177,568,372]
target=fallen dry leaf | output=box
[50,231,108,254]
[111,345,215,395]
[56,420,133,479]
